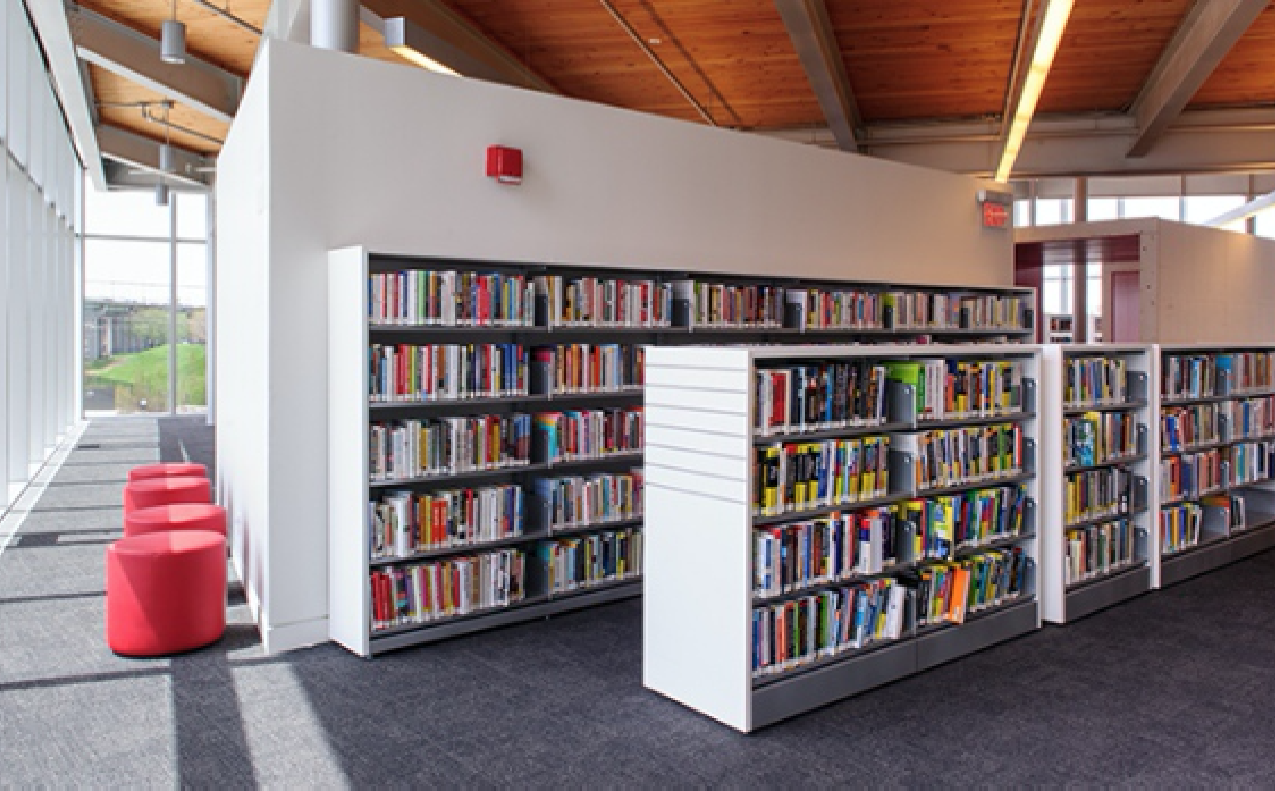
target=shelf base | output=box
[368,579,641,654]
[1159,519,1275,588]
[1059,564,1150,623]
[747,599,1038,730]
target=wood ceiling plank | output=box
[88,63,227,155]
[443,0,823,129]
[1190,2,1275,108]
[1038,0,1195,114]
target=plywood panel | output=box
[437,0,822,129]
[1039,0,1192,114]
[89,64,228,154]
[828,0,1023,122]
[1190,1,1275,109]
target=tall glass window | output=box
[82,188,210,416]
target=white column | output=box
[168,195,178,414]
[205,188,216,425]
[8,161,30,487]
[0,154,9,504]
[27,183,45,468]
[310,0,358,52]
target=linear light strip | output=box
[995,0,1075,183]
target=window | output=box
[82,187,211,416]
[1087,198,1119,221]
[1183,195,1246,232]
[1035,199,1073,226]
[1121,197,1180,221]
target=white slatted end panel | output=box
[643,345,754,731]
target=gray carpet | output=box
[3,417,1275,785]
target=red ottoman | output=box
[123,476,211,515]
[124,503,227,539]
[127,462,207,482]
[105,530,226,656]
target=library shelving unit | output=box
[643,344,1042,731]
[1039,345,1154,624]
[1156,344,1275,588]
[328,249,1036,656]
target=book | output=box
[369,548,526,631]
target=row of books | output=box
[535,344,645,394]
[881,292,1024,331]
[750,485,1030,598]
[1160,443,1275,500]
[369,549,527,631]
[1065,519,1137,585]
[898,423,1025,491]
[371,485,523,560]
[1065,411,1140,468]
[1065,468,1132,526]
[753,437,891,517]
[887,359,1027,421]
[753,361,888,436]
[787,288,888,330]
[370,270,536,327]
[369,343,528,403]
[914,548,1030,627]
[539,275,673,328]
[541,529,642,593]
[672,280,785,328]
[751,579,906,678]
[1222,396,1275,441]
[535,408,644,462]
[1161,404,1222,451]
[1160,503,1202,554]
[369,415,533,481]
[1162,352,1275,400]
[535,470,643,530]
[1064,356,1130,407]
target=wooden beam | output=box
[96,124,210,187]
[68,5,243,124]
[773,0,859,152]
[362,1,556,93]
[1127,0,1267,158]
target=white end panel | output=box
[643,346,753,732]
[1039,345,1065,623]
[328,246,370,656]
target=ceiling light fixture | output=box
[994,0,1074,183]
[383,17,459,76]
[160,0,187,65]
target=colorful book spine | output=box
[535,470,643,529]
[540,528,643,593]
[754,361,887,435]
[370,484,524,559]
[753,435,891,516]
[1066,410,1139,466]
[368,270,536,327]
[533,344,644,394]
[751,506,898,597]
[369,343,529,402]
[533,408,644,463]
[1064,356,1128,406]
[1159,503,1202,554]
[913,547,1028,627]
[1065,519,1135,585]
[369,549,526,631]
[751,578,905,678]
[900,422,1023,491]
[369,414,533,481]
[534,275,672,328]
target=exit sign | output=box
[982,201,1010,228]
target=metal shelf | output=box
[1063,399,1149,416]
[1064,453,1147,473]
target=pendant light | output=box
[161,0,187,65]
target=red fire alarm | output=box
[486,145,523,185]
[982,202,1009,228]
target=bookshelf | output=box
[1039,345,1154,623]
[643,344,1042,732]
[330,250,1036,656]
[1156,345,1275,588]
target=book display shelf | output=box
[643,344,1041,732]
[1156,345,1275,588]
[1039,345,1153,623]
[328,249,1037,656]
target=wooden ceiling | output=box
[68,0,1275,167]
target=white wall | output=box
[220,38,1015,652]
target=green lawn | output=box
[86,343,206,410]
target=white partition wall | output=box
[0,0,83,508]
[217,39,1017,652]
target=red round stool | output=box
[123,476,211,516]
[105,530,226,656]
[124,503,227,539]
[127,462,207,482]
